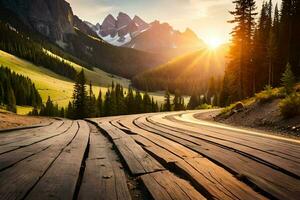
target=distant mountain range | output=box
[85,12,150,46]
[0,0,166,78]
[0,0,226,96]
[86,12,205,56]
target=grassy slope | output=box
[0,50,170,114]
[44,49,130,87]
[0,50,108,107]
[132,46,228,94]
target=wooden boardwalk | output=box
[0,111,299,200]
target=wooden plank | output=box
[116,117,199,159]
[148,115,300,176]
[114,137,164,175]
[140,170,206,200]
[134,116,300,200]
[94,120,164,175]
[0,122,79,200]
[157,113,300,161]
[25,120,90,200]
[0,121,74,171]
[0,120,73,154]
[0,121,64,145]
[110,119,131,132]
[99,121,130,140]
[0,121,54,133]
[118,119,265,200]
[78,123,132,200]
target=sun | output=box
[206,38,222,49]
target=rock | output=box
[116,12,132,30]
[100,14,117,36]
[0,0,96,42]
[73,15,98,38]
[232,102,244,111]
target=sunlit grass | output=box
[0,50,171,111]
[43,49,130,87]
[0,50,107,107]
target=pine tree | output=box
[268,3,280,86]
[66,101,74,119]
[135,91,143,113]
[104,89,111,116]
[142,92,152,113]
[281,63,295,94]
[73,70,87,119]
[188,92,199,109]
[125,87,135,114]
[6,87,16,113]
[87,81,96,117]
[110,85,118,115]
[96,90,103,117]
[163,91,172,111]
[226,0,257,99]
[173,90,185,111]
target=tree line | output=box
[221,0,300,105]
[34,70,189,119]
[0,66,42,112]
[0,22,77,80]
[34,70,161,118]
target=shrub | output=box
[219,102,244,116]
[255,85,283,103]
[281,63,295,94]
[196,103,214,110]
[279,93,300,118]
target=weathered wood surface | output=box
[91,119,164,175]
[116,116,266,200]
[25,120,89,200]
[0,120,72,154]
[140,170,206,200]
[78,123,132,200]
[0,121,64,145]
[0,121,79,200]
[132,115,300,200]
[0,111,299,200]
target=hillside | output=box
[132,46,228,94]
[0,50,107,107]
[0,50,171,111]
[214,86,300,137]
[0,0,167,79]
[65,28,166,78]
[43,49,130,87]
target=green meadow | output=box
[0,50,174,114]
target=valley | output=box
[0,50,172,114]
[0,0,299,199]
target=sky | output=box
[67,0,281,44]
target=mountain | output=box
[88,13,205,56]
[124,21,205,57]
[132,45,229,95]
[0,0,166,78]
[87,12,150,46]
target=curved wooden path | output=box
[0,111,299,200]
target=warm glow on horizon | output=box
[206,37,222,49]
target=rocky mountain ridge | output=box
[87,12,205,55]
[0,0,98,47]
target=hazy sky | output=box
[67,0,281,43]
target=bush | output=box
[196,103,214,110]
[219,102,244,116]
[255,85,283,103]
[279,93,300,118]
